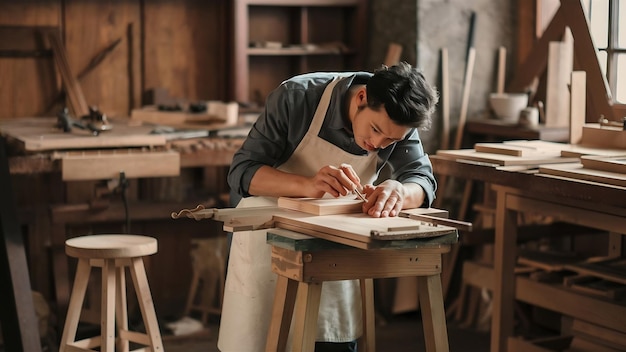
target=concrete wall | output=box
[367,0,517,153]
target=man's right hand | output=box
[309,163,363,198]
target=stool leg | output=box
[101,259,117,352]
[292,282,323,352]
[266,276,298,352]
[115,262,130,352]
[359,278,376,352]
[59,258,91,352]
[128,257,164,351]
[417,274,449,352]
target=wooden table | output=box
[173,203,462,351]
[266,228,458,352]
[0,117,245,344]
[431,154,626,352]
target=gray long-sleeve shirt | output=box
[228,71,437,207]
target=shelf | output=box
[247,47,354,56]
[233,0,367,105]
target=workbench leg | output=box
[0,137,42,352]
[266,276,298,352]
[359,278,376,352]
[491,191,518,352]
[292,282,323,352]
[417,274,449,352]
[52,223,71,328]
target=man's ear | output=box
[357,87,368,105]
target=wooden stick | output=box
[384,42,403,66]
[569,71,586,144]
[454,47,476,150]
[497,46,506,94]
[46,29,89,117]
[441,48,450,150]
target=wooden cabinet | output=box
[232,0,367,105]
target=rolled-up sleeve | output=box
[385,129,437,207]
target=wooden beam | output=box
[510,0,614,122]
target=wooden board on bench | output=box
[277,197,363,215]
[0,117,166,152]
[538,163,626,187]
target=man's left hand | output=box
[361,180,405,218]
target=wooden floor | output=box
[162,312,491,352]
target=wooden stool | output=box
[59,234,164,352]
[264,229,457,352]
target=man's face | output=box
[352,105,411,152]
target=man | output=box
[219,62,438,352]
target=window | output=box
[583,0,625,104]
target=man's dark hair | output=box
[366,62,438,129]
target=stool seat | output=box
[59,234,163,352]
[65,234,157,259]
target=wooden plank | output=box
[436,148,577,166]
[563,275,626,300]
[0,117,166,151]
[539,163,626,187]
[454,47,476,150]
[60,149,180,181]
[383,42,402,66]
[130,103,238,130]
[580,124,626,149]
[563,258,626,285]
[474,142,552,157]
[496,46,506,94]
[440,48,450,150]
[569,71,586,144]
[580,155,626,174]
[277,197,363,215]
[560,144,626,158]
[273,212,456,242]
[545,37,572,127]
[571,319,626,351]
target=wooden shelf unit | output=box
[233,0,367,105]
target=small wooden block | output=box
[277,197,363,215]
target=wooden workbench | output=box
[431,152,626,352]
[0,117,246,345]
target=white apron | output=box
[218,78,378,351]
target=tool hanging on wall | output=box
[56,106,113,136]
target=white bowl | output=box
[489,93,529,122]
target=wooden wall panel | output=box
[143,0,229,103]
[63,0,141,118]
[0,0,229,119]
[0,1,60,118]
